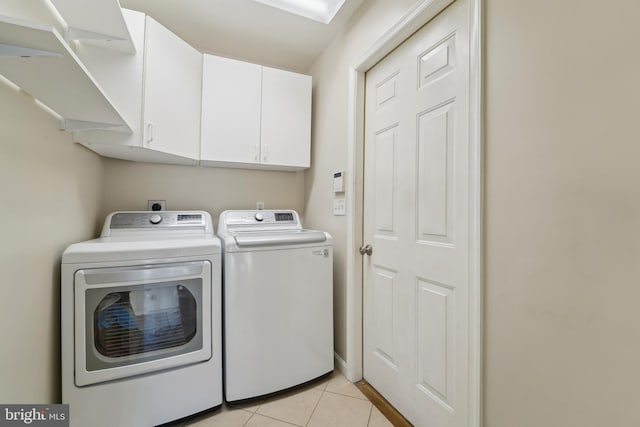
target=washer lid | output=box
[233,229,327,247]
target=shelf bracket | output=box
[59,118,131,132]
[0,43,62,57]
[65,27,135,54]
[65,26,126,42]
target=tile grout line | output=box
[304,388,326,426]
[252,412,303,427]
[241,411,254,427]
[323,389,370,401]
[366,403,374,427]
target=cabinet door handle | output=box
[146,123,154,144]
[254,144,259,161]
[262,145,268,162]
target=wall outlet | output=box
[333,198,346,216]
[147,200,166,211]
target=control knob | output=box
[150,214,163,224]
[255,213,264,222]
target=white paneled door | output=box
[363,0,471,426]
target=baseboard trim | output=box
[334,352,348,376]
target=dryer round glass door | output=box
[73,261,213,386]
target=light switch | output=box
[333,198,346,216]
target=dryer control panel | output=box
[102,211,213,236]
[110,212,206,228]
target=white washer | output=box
[61,211,222,427]
[217,210,333,402]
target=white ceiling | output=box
[119,0,366,73]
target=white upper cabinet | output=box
[261,67,311,169]
[201,55,312,170]
[143,17,202,161]
[73,10,202,165]
[201,55,262,165]
[2,2,309,169]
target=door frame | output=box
[343,0,482,425]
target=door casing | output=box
[342,0,483,425]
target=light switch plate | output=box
[333,198,346,216]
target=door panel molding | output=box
[344,0,482,426]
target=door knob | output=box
[359,244,373,256]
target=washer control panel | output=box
[224,210,298,227]
[110,212,206,229]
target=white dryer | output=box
[217,210,334,402]
[61,211,222,427]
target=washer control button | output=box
[255,213,264,222]
[150,214,163,224]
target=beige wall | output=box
[484,0,640,426]
[310,0,640,425]
[305,0,417,362]
[4,0,640,424]
[102,161,304,227]
[0,83,105,403]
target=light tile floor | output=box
[185,371,394,427]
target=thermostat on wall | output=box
[333,171,345,193]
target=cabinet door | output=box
[201,55,262,165]
[143,17,202,160]
[261,67,311,168]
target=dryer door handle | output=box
[80,261,205,285]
